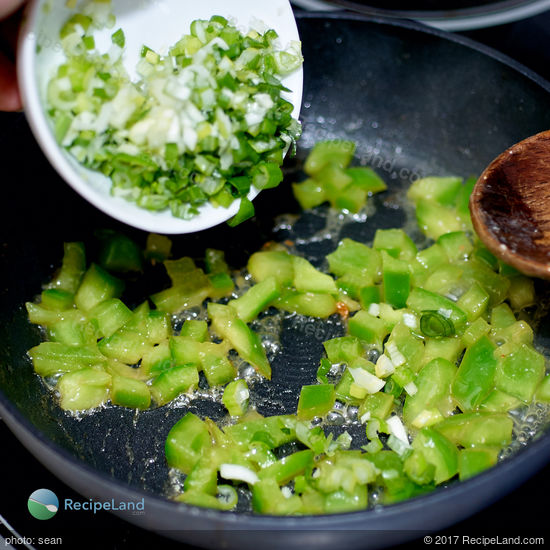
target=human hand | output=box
[0,0,26,111]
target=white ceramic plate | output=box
[18,0,303,234]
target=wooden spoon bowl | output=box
[470,130,550,279]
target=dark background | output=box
[2,4,550,549]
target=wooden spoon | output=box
[470,130,550,279]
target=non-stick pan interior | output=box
[2,12,550,546]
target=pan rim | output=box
[2,9,550,534]
[292,0,550,31]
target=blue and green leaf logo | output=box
[28,489,59,520]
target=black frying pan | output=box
[2,12,550,549]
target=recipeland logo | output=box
[28,489,59,520]
[28,489,145,519]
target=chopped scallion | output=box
[420,311,456,338]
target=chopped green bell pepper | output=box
[452,335,496,411]
[494,344,545,403]
[458,447,499,481]
[411,427,458,485]
[208,303,271,379]
[434,411,513,448]
[74,263,124,312]
[297,384,335,420]
[165,412,212,474]
[57,367,111,411]
[403,358,456,426]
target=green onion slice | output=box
[216,485,238,510]
[420,310,456,338]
